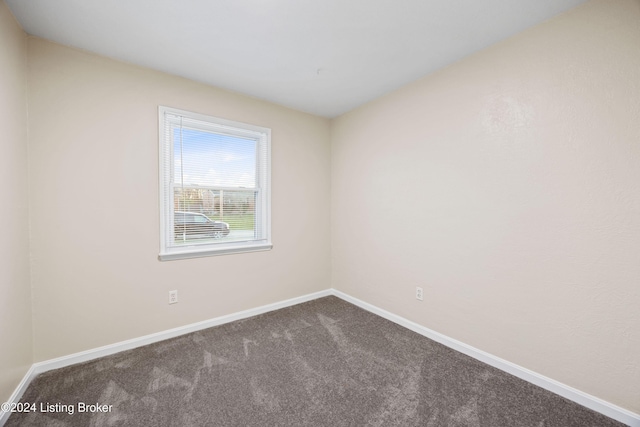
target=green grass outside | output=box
[209,213,255,231]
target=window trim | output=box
[158,106,272,261]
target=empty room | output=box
[1,0,639,425]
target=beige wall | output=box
[27,38,331,361]
[0,1,33,403]
[331,0,640,413]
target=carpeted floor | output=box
[6,296,626,426]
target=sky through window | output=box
[173,128,256,188]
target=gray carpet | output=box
[6,296,626,426]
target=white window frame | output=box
[158,106,272,260]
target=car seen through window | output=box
[174,212,230,241]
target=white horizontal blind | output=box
[159,107,271,259]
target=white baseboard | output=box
[331,290,640,427]
[2,288,638,427]
[0,365,38,426]
[29,289,332,374]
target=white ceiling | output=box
[6,0,587,118]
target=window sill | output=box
[159,242,272,261]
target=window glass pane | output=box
[174,128,256,188]
[172,188,256,245]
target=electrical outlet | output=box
[169,290,178,304]
[415,287,423,301]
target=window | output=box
[159,106,271,260]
